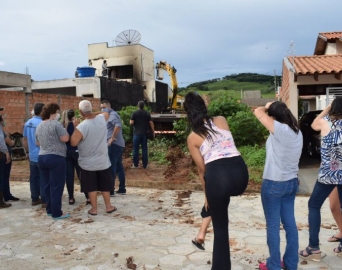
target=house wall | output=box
[88,43,156,103]
[0,90,99,134]
[337,40,342,54]
[32,77,102,98]
[88,43,155,82]
[325,43,337,55]
[280,61,290,104]
[0,71,32,93]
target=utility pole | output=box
[274,69,277,95]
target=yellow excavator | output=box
[155,61,180,110]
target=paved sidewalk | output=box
[0,182,341,270]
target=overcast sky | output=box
[0,0,341,87]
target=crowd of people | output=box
[1,95,342,269]
[0,99,154,219]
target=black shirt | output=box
[130,109,151,135]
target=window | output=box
[303,101,310,114]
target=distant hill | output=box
[181,73,281,98]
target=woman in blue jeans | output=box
[299,99,342,261]
[254,101,303,270]
[36,103,70,220]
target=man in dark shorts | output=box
[70,100,117,215]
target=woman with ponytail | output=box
[61,110,90,205]
[254,101,303,270]
[299,98,342,261]
[184,92,249,270]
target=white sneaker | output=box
[131,165,138,168]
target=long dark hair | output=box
[329,98,342,120]
[183,92,216,139]
[267,101,299,134]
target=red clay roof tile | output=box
[287,55,342,75]
[319,32,342,40]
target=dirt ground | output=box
[10,144,261,193]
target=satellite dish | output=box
[115,29,141,46]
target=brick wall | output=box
[280,60,290,105]
[0,90,100,134]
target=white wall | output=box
[32,77,101,98]
[88,43,155,82]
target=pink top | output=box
[199,120,240,164]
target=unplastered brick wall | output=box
[0,90,100,134]
[280,61,290,104]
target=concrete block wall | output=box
[0,90,99,134]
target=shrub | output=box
[173,117,189,144]
[117,106,137,143]
[227,111,268,147]
[207,92,249,118]
[239,145,266,183]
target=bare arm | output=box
[254,102,275,133]
[59,134,70,143]
[129,119,134,125]
[4,133,14,147]
[70,128,83,147]
[102,112,110,122]
[312,104,331,132]
[149,121,155,138]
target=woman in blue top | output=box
[299,98,342,261]
[255,101,303,270]
[61,109,89,205]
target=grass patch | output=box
[239,145,266,183]
[148,137,173,165]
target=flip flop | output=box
[192,238,205,250]
[328,235,342,242]
[88,210,97,216]
[106,207,117,214]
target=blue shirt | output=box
[107,109,125,148]
[23,116,42,162]
[66,122,78,151]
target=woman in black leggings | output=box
[184,92,249,270]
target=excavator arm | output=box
[156,61,178,109]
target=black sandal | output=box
[299,247,321,261]
[334,243,342,256]
[192,237,205,250]
[69,198,75,205]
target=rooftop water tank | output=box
[76,67,96,77]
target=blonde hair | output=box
[61,110,70,129]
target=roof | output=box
[287,54,342,75]
[314,31,342,55]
